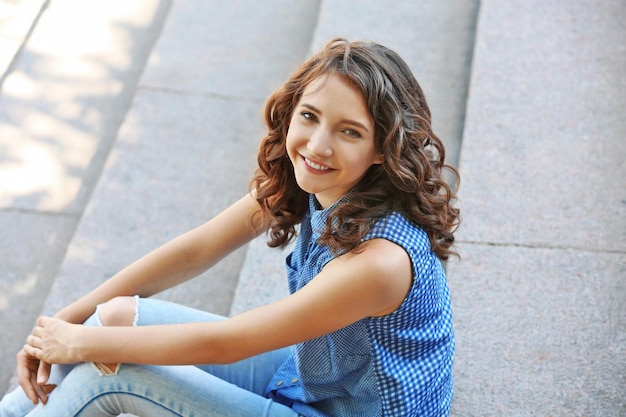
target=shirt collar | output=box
[308,192,354,241]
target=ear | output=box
[373,153,385,165]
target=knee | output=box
[98,296,136,327]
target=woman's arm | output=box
[25,238,413,366]
[19,193,267,405]
[53,193,267,325]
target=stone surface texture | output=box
[1,1,624,415]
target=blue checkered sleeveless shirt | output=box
[265,195,454,416]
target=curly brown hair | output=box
[251,38,460,260]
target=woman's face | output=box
[286,73,383,208]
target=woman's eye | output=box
[301,112,316,122]
[343,128,362,139]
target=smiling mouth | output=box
[303,156,331,171]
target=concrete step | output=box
[0,0,171,393]
[3,0,623,415]
[0,0,48,88]
[446,0,626,415]
[37,0,322,319]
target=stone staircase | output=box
[1,1,624,415]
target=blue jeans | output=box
[0,297,299,417]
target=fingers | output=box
[16,349,40,405]
[36,316,52,327]
[17,350,56,404]
[30,375,50,405]
[17,370,38,404]
[26,333,42,349]
[34,383,56,404]
[25,319,46,360]
[23,342,42,360]
[31,317,48,338]
[16,317,57,405]
[37,361,51,385]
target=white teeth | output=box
[304,157,329,171]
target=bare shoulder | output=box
[327,238,413,316]
[339,238,411,275]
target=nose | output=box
[307,127,333,158]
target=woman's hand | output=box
[16,348,55,405]
[17,315,73,404]
[23,316,81,365]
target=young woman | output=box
[1,38,460,417]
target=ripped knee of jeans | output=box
[91,295,139,376]
[92,361,120,376]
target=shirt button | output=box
[276,380,284,386]
[291,378,299,383]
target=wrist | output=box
[53,301,94,324]
[71,324,92,363]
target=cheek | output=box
[285,130,295,152]
[285,130,300,162]
[285,123,305,150]
[350,151,381,175]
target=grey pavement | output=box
[0,0,47,88]
[1,1,624,416]
[0,0,172,393]
[447,1,625,415]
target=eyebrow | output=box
[300,103,371,134]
